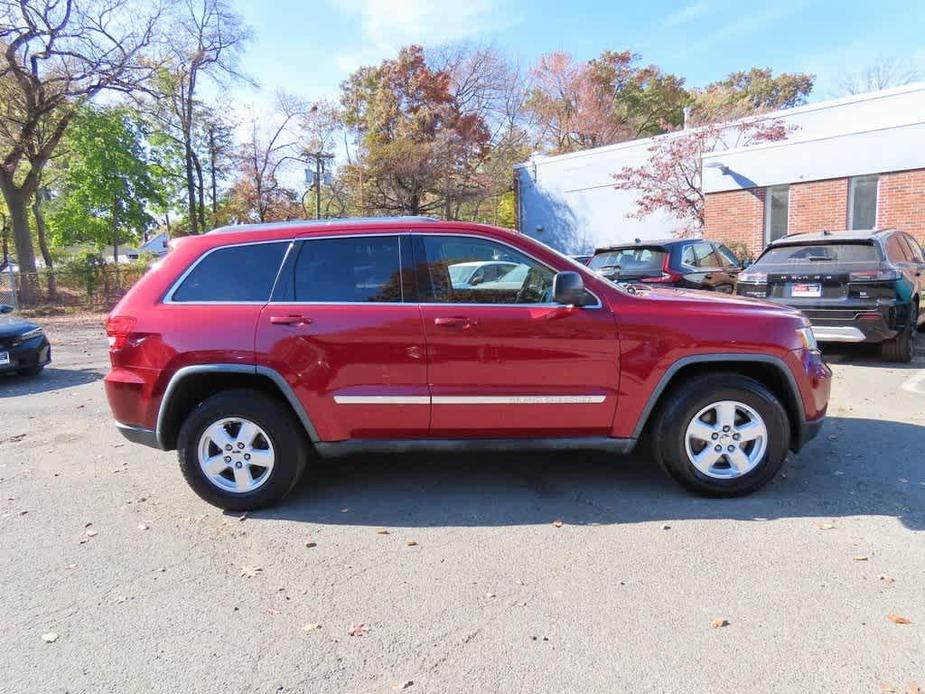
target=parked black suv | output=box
[588,238,743,292]
[736,229,924,362]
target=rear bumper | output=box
[115,422,161,449]
[756,301,904,344]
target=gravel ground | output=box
[1,315,924,694]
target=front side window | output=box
[848,175,878,230]
[765,185,789,243]
[171,242,287,302]
[682,242,723,268]
[420,235,555,304]
[293,236,402,302]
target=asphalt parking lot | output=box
[1,315,924,694]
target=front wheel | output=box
[650,374,791,497]
[177,389,309,511]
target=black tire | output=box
[17,364,44,377]
[880,303,917,363]
[177,389,309,511]
[650,374,790,497]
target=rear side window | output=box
[885,234,909,263]
[171,242,287,302]
[293,236,402,302]
[682,242,723,268]
[902,234,925,262]
[758,243,880,264]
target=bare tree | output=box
[0,0,161,303]
[836,57,920,96]
[144,0,250,235]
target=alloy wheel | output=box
[683,400,768,479]
[197,417,275,493]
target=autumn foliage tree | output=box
[339,45,491,217]
[613,119,790,235]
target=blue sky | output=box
[227,0,925,107]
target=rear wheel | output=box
[177,389,309,511]
[650,374,790,497]
[880,302,918,363]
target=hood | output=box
[626,285,803,316]
[0,315,40,338]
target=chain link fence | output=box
[7,263,150,310]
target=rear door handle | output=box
[434,316,477,328]
[270,314,312,326]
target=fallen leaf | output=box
[552,520,563,528]
[8,433,26,443]
[887,613,911,625]
[661,524,671,530]
[240,566,263,578]
[710,618,730,628]
[393,681,414,690]
[111,596,127,604]
[137,523,149,531]
[302,623,322,632]
[347,623,367,637]
[852,555,869,562]
[41,632,59,643]
[816,522,836,530]
[305,540,317,548]
[405,540,418,547]
[18,510,28,516]
[376,529,390,535]
[905,684,923,694]
[85,529,98,538]
[879,574,895,584]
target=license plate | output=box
[792,283,821,298]
[0,351,8,366]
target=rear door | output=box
[679,242,728,291]
[415,232,620,438]
[255,233,429,441]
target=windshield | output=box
[589,248,666,273]
[758,243,880,264]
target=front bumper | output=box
[0,336,51,373]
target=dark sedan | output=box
[588,238,743,292]
[0,305,51,377]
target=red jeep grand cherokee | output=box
[104,217,831,510]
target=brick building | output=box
[516,84,925,256]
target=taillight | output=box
[848,269,901,282]
[105,315,137,350]
[738,271,768,283]
[641,255,681,283]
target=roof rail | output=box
[208,216,440,234]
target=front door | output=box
[256,233,429,441]
[414,233,620,438]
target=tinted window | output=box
[716,244,740,267]
[902,234,925,263]
[683,242,723,268]
[588,247,666,275]
[758,243,880,264]
[172,242,287,302]
[885,234,908,263]
[421,236,555,304]
[293,236,402,302]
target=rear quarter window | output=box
[170,242,288,302]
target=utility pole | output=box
[304,152,334,220]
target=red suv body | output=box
[105,218,831,510]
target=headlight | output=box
[20,327,44,341]
[796,326,818,351]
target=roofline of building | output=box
[515,81,925,170]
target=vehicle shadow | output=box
[258,416,925,531]
[821,339,925,367]
[0,367,103,397]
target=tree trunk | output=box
[209,126,218,216]
[184,142,199,235]
[0,176,38,305]
[32,194,56,298]
[193,151,206,230]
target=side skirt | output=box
[314,437,637,458]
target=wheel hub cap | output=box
[683,400,768,479]
[197,417,275,493]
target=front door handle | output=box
[434,316,477,328]
[270,314,312,326]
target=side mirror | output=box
[0,304,13,314]
[553,271,589,306]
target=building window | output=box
[765,185,789,243]
[848,175,879,230]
